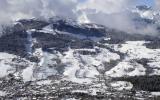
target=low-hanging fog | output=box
[0,0,159,35]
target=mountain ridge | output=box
[1,9,160,99]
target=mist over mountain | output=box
[0,0,159,35]
[1,0,160,99]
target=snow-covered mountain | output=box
[132,5,160,30]
[1,7,160,99]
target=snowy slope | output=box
[1,15,160,99]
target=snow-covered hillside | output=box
[0,15,160,99]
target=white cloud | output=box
[77,0,128,14]
[0,0,158,35]
[0,0,78,25]
[77,0,132,30]
[76,0,158,35]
